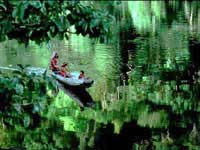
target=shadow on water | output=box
[119,26,138,85]
[94,121,152,150]
[189,37,200,70]
[119,6,139,85]
[57,81,94,108]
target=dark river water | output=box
[1,1,200,150]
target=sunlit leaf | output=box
[0,3,6,10]
[33,104,40,113]
[23,114,31,127]
[47,0,55,6]
[15,84,24,95]
[12,3,27,21]
[60,116,77,132]
[29,1,41,9]
[13,103,22,113]
[54,16,69,32]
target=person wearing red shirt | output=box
[60,62,71,77]
[50,52,59,73]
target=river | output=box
[1,1,200,149]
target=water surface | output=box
[1,1,200,149]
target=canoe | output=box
[0,67,94,88]
[51,71,94,87]
[0,66,95,107]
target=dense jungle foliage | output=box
[0,0,113,45]
[0,1,115,149]
[1,1,200,150]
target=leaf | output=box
[13,103,22,113]
[40,3,47,15]
[0,35,6,42]
[103,24,108,33]
[5,118,13,126]
[83,22,88,32]
[33,102,44,113]
[60,116,77,132]
[65,33,69,40]
[29,1,41,9]
[89,26,93,33]
[12,3,26,21]
[17,64,24,70]
[33,104,40,113]
[12,7,18,18]
[54,16,69,32]
[12,77,20,85]
[0,3,6,11]
[49,26,57,37]
[27,79,35,90]
[25,64,31,68]
[90,19,99,28]
[47,0,55,6]
[13,70,22,74]
[23,114,31,128]
[15,83,24,95]
[2,20,12,33]
[58,32,64,40]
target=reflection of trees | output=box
[0,40,50,67]
[128,1,166,33]
[184,1,200,34]
[189,38,200,69]
[0,119,79,150]
[125,2,200,147]
[128,66,200,148]
[2,1,200,149]
[127,1,200,36]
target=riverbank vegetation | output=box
[1,1,200,150]
[0,1,113,45]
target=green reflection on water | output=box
[1,1,200,149]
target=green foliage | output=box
[0,119,79,149]
[0,0,113,45]
[0,65,56,128]
[1,2,200,149]
[0,65,81,149]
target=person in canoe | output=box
[50,52,60,73]
[79,70,85,79]
[60,62,71,78]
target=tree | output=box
[0,0,113,46]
